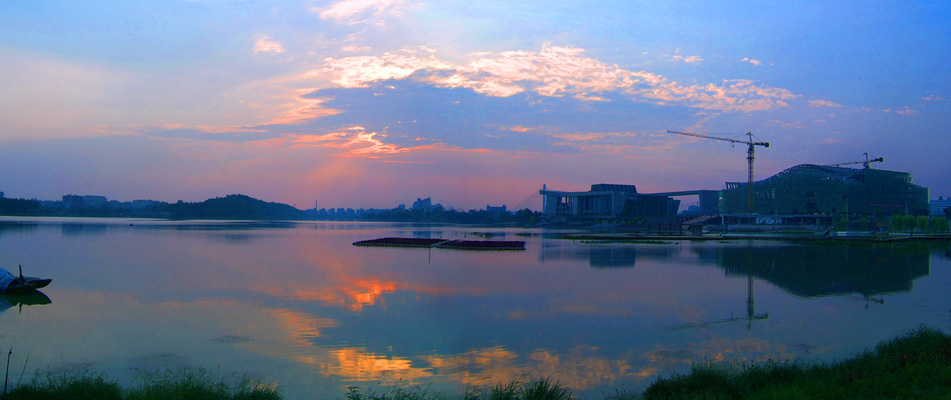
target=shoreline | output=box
[561,232,951,243]
[6,328,949,400]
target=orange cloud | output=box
[421,345,637,391]
[322,347,433,382]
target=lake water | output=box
[0,218,949,399]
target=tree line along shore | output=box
[0,195,542,225]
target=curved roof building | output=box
[719,164,929,215]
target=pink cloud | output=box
[507,125,539,133]
[267,96,341,125]
[882,107,918,115]
[809,99,842,108]
[253,35,285,55]
[321,44,800,112]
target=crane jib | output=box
[666,130,770,214]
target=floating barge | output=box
[435,240,525,250]
[353,237,525,250]
[352,237,447,247]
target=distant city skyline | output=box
[22,192,510,213]
[1,1,948,210]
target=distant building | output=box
[718,164,928,215]
[931,197,951,217]
[680,204,702,217]
[412,197,432,210]
[540,183,679,222]
[411,197,442,211]
[485,205,507,213]
[62,195,83,208]
[62,194,108,208]
[39,200,65,209]
[107,199,162,210]
[130,200,160,210]
[83,195,107,208]
[485,204,509,218]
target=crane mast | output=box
[666,130,770,214]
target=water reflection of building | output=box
[539,243,676,269]
[61,223,109,236]
[0,221,38,236]
[699,244,930,298]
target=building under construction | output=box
[539,164,928,223]
[718,164,929,216]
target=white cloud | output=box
[253,35,285,55]
[669,55,704,64]
[314,0,407,25]
[321,44,799,112]
[741,57,761,66]
[321,47,451,88]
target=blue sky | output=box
[1,0,948,209]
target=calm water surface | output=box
[0,218,949,399]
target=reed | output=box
[636,327,951,400]
[3,367,280,400]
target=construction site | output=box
[539,131,930,231]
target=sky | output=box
[1,0,949,210]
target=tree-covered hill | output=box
[164,194,306,220]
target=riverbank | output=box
[4,328,948,399]
[634,327,951,400]
[562,231,951,243]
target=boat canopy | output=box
[0,268,17,292]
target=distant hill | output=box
[164,194,306,220]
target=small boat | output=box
[0,265,51,294]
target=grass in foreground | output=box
[4,367,280,400]
[2,328,949,399]
[638,326,951,400]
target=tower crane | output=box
[830,152,883,169]
[666,130,770,214]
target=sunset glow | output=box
[1,1,948,208]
